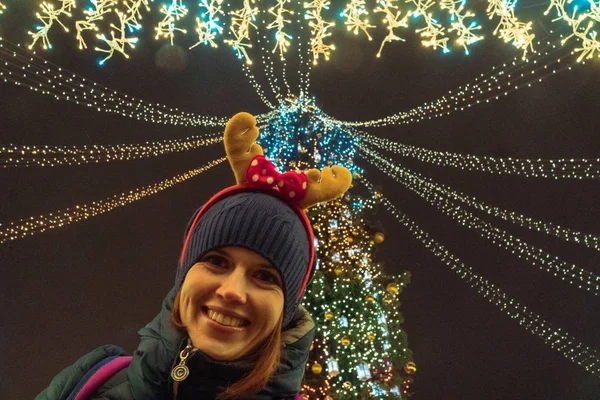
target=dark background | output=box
[1,1,599,399]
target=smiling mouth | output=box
[202,307,250,328]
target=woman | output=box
[36,112,352,400]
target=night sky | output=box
[1,2,600,399]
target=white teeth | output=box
[207,309,245,327]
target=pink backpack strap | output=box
[74,356,132,400]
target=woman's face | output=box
[178,246,284,361]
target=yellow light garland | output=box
[407,0,449,52]
[0,39,231,127]
[155,0,189,45]
[75,0,118,50]
[189,0,224,49]
[342,0,375,40]
[321,39,576,127]
[28,0,76,50]
[359,130,600,180]
[360,146,600,294]
[0,158,225,244]
[486,0,535,58]
[439,0,483,54]
[267,0,294,60]
[18,0,600,62]
[225,0,259,64]
[374,0,408,58]
[304,0,335,64]
[0,134,222,168]
[367,181,600,377]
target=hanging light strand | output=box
[19,0,600,63]
[296,7,313,95]
[359,145,600,294]
[0,2,6,14]
[258,3,285,102]
[0,157,226,244]
[304,0,336,64]
[0,39,233,127]
[486,0,536,58]
[363,180,600,377]
[0,133,224,168]
[28,0,76,50]
[155,0,189,45]
[358,141,600,250]
[359,131,600,180]
[321,39,575,127]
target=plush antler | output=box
[298,166,353,209]
[224,112,263,185]
[224,112,352,209]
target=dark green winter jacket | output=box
[35,286,316,400]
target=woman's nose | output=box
[215,269,248,304]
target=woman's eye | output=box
[202,254,227,268]
[256,270,280,285]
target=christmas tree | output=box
[260,96,416,399]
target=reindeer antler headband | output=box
[224,112,353,209]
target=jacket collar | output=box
[127,286,315,399]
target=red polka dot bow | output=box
[245,155,309,201]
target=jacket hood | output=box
[127,285,315,399]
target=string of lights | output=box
[28,0,76,50]
[0,157,225,244]
[0,133,223,168]
[363,181,600,377]
[155,0,189,45]
[359,131,600,180]
[0,2,6,14]
[20,0,600,63]
[486,0,536,58]
[406,0,449,53]
[258,3,285,103]
[189,0,225,50]
[374,0,408,58]
[304,0,335,64]
[359,146,600,294]
[439,0,483,55]
[321,38,577,127]
[296,9,312,95]
[357,141,600,250]
[545,0,600,62]
[266,0,293,61]
[224,0,259,64]
[0,39,231,127]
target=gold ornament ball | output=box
[342,381,352,389]
[374,232,385,244]
[341,335,351,346]
[324,311,334,321]
[325,397,333,400]
[404,361,417,375]
[345,236,354,243]
[386,282,399,295]
[302,395,309,400]
[334,267,344,276]
[383,295,393,305]
[366,295,375,303]
[367,332,376,341]
[311,363,322,375]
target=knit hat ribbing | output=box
[177,189,313,328]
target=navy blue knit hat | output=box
[176,188,313,328]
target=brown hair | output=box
[170,290,283,399]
